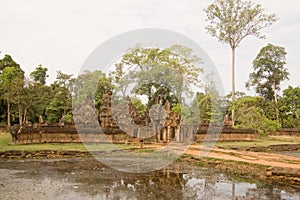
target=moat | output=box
[1,158,299,200]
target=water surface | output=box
[0,158,299,200]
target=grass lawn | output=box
[216,136,300,150]
[1,130,299,152]
[0,131,135,152]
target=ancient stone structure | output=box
[270,128,300,137]
[99,91,117,128]
[10,124,257,144]
[156,100,181,142]
[223,114,233,127]
[73,94,98,128]
[10,91,258,144]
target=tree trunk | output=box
[23,107,28,124]
[7,99,11,128]
[231,47,236,126]
[273,82,279,121]
[18,104,23,126]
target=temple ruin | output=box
[10,91,258,144]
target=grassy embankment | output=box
[0,131,134,152]
[1,130,299,152]
[216,136,300,150]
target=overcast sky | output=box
[0,0,299,95]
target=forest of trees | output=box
[0,43,299,135]
[0,0,299,135]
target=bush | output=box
[235,106,280,135]
[64,113,73,123]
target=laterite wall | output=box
[11,125,257,144]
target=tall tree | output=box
[73,70,113,108]
[46,71,74,123]
[204,0,277,124]
[246,44,289,121]
[0,66,24,127]
[23,79,53,123]
[119,45,203,110]
[0,54,20,73]
[30,64,49,85]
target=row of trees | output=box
[202,0,299,133]
[0,42,298,134]
[204,0,278,124]
[1,0,298,134]
[0,55,74,127]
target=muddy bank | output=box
[0,149,142,159]
[181,154,300,190]
[246,144,300,152]
[0,150,92,159]
[0,158,299,199]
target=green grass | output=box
[0,131,135,152]
[1,130,299,153]
[0,131,11,147]
[132,148,155,153]
[216,136,300,150]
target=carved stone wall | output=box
[9,91,257,144]
[73,94,98,128]
[270,128,300,137]
[10,124,257,144]
[99,91,117,128]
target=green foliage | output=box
[246,44,289,101]
[64,113,73,123]
[118,45,203,110]
[45,92,66,123]
[204,0,278,124]
[0,54,20,72]
[0,66,24,87]
[30,65,49,85]
[279,86,300,128]
[195,92,226,124]
[225,91,246,100]
[171,103,182,115]
[130,97,146,116]
[26,84,53,123]
[73,70,113,108]
[197,93,212,123]
[234,96,280,134]
[172,103,199,125]
[46,71,74,123]
[204,0,277,49]
[0,55,25,127]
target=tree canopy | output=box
[30,65,49,85]
[246,44,289,101]
[204,0,277,49]
[117,45,203,110]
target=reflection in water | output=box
[0,159,299,200]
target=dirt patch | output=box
[246,144,300,152]
[0,150,92,159]
[180,154,300,190]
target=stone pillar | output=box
[162,128,167,142]
[166,127,170,143]
[156,129,161,142]
[174,127,180,142]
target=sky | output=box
[0,0,299,95]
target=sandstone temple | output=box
[10,91,257,144]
